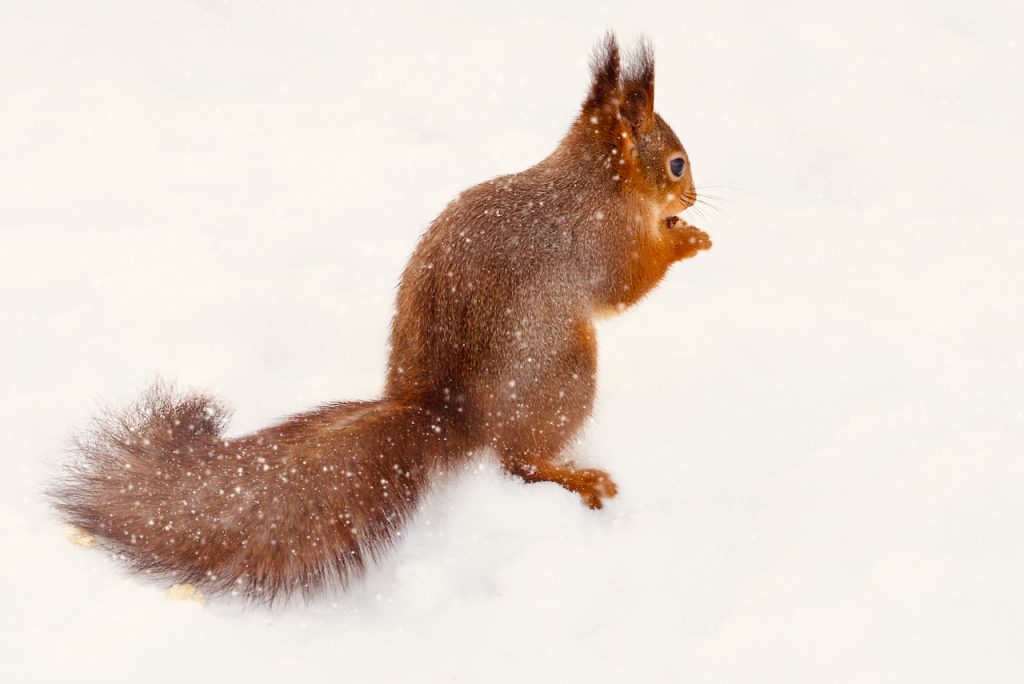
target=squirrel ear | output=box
[582,33,621,116]
[620,38,655,135]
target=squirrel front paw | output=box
[665,216,712,258]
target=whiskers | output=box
[680,182,746,227]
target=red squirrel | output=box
[52,34,711,601]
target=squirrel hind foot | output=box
[569,467,619,509]
[504,459,619,509]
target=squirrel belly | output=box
[51,33,710,601]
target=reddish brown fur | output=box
[52,34,710,602]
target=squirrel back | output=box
[52,34,711,602]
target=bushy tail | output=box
[51,383,452,602]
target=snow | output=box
[2,0,1022,681]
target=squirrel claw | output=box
[573,468,619,509]
[690,229,712,251]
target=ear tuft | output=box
[621,37,655,134]
[582,32,621,115]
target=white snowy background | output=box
[2,1,1022,681]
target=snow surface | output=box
[2,1,1023,682]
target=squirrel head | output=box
[579,34,695,220]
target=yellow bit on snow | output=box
[165,583,206,605]
[64,525,96,548]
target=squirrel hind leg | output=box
[485,317,611,506]
[500,451,618,510]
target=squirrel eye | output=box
[669,157,685,177]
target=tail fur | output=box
[51,383,450,602]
